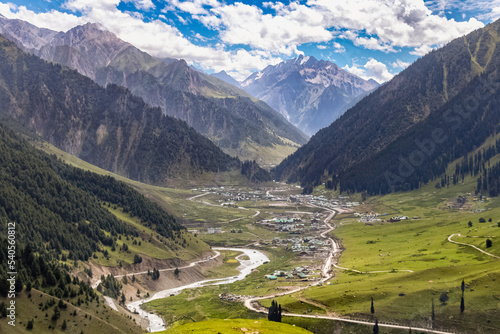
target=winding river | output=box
[126,247,269,332]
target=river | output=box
[126,247,269,332]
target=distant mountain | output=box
[241,55,378,136]
[0,13,58,51]
[211,70,242,88]
[0,34,245,185]
[274,19,500,195]
[0,19,307,164]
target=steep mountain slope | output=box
[0,124,194,260]
[242,55,378,135]
[0,19,307,164]
[0,124,211,333]
[211,70,242,88]
[274,20,500,194]
[0,34,242,185]
[0,13,58,51]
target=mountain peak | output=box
[294,54,315,66]
[241,55,378,135]
[211,70,241,88]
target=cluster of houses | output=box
[207,227,222,234]
[289,194,359,210]
[258,216,325,234]
[218,293,246,301]
[354,212,382,223]
[265,266,311,280]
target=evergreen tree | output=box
[373,319,379,334]
[267,300,282,322]
[62,319,67,330]
[52,306,60,320]
[486,239,493,248]
[460,295,465,313]
[27,319,34,330]
[439,292,449,305]
[371,297,375,315]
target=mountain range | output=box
[274,19,500,195]
[0,15,307,165]
[0,33,249,185]
[241,55,379,136]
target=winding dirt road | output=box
[448,233,500,259]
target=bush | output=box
[439,292,449,305]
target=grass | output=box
[0,289,141,334]
[160,318,314,334]
[144,287,264,327]
[263,179,500,332]
[34,141,255,222]
[204,250,243,278]
[221,139,299,168]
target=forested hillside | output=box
[0,125,185,262]
[0,33,243,185]
[274,19,500,195]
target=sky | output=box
[0,0,498,83]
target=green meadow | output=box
[263,175,500,333]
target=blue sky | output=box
[0,0,498,82]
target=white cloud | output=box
[426,0,500,21]
[0,0,281,80]
[332,42,345,53]
[168,0,221,15]
[344,58,394,83]
[317,45,327,49]
[191,2,333,56]
[410,44,433,56]
[175,0,484,59]
[0,3,86,31]
[392,59,411,68]
[123,0,155,11]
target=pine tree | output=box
[373,319,379,334]
[461,280,465,292]
[371,297,375,315]
[62,319,67,330]
[460,295,465,313]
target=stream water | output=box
[126,247,269,332]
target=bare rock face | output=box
[241,55,379,136]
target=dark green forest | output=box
[0,125,183,264]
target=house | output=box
[207,227,222,234]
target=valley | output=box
[0,5,499,334]
[18,140,500,333]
